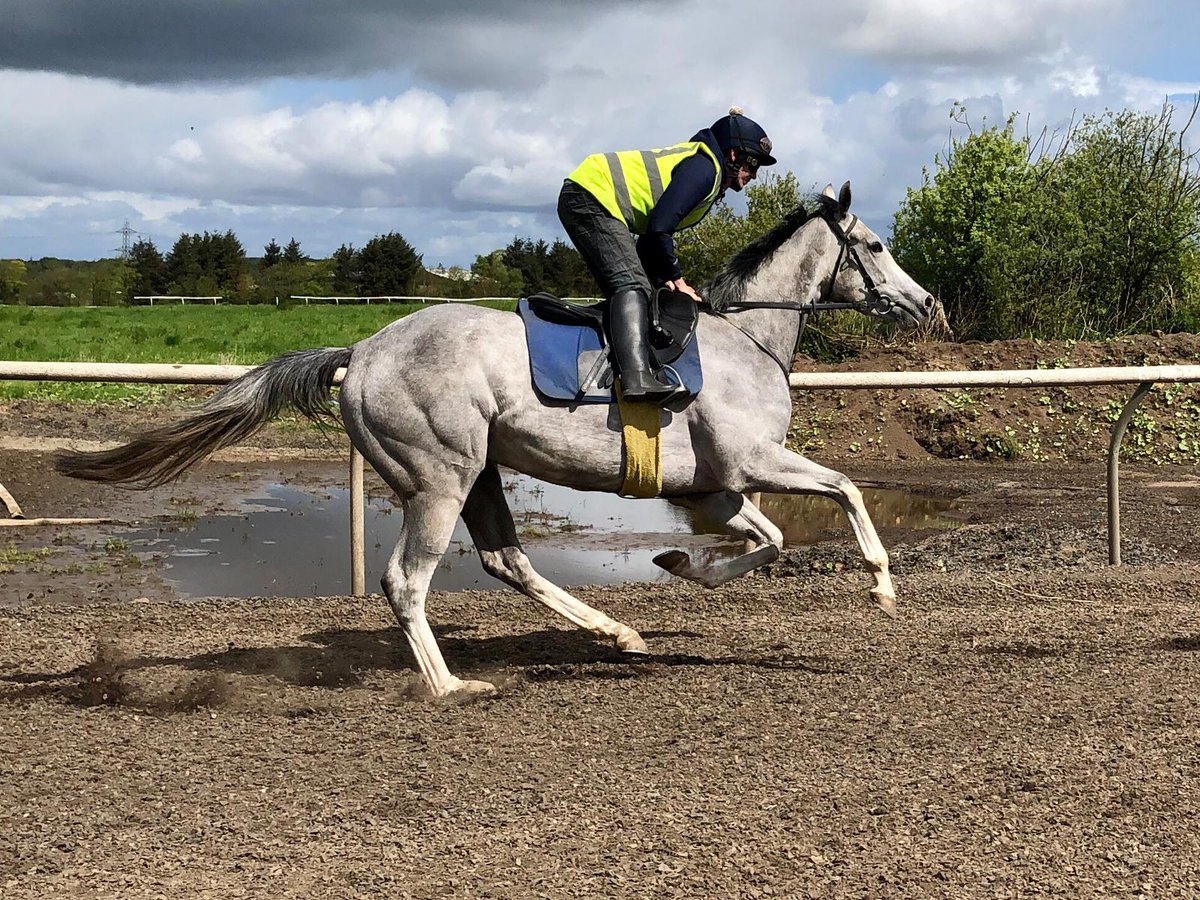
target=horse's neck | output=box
[732,223,839,367]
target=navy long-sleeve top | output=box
[636,128,726,285]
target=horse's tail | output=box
[55,347,353,488]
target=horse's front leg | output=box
[741,444,897,615]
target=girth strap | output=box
[616,384,663,498]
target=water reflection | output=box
[752,489,955,543]
[123,473,955,599]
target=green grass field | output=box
[0,301,516,402]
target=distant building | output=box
[424,265,477,281]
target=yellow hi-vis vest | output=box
[567,141,722,234]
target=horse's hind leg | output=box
[653,491,783,588]
[461,464,648,655]
[385,491,496,697]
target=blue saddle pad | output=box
[517,298,703,404]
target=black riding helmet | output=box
[710,106,777,178]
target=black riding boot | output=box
[609,289,685,404]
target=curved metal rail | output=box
[1107,382,1155,565]
[0,480,24,518]
[788,365,1200,566]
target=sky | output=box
[1,0,1199,266]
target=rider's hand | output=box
[666,277,703,304]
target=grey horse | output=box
[58,183,936,697]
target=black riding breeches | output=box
[557,180,653,300]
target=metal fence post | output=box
[350,445,366,596]
[1107,381,1155,566]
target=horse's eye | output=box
[868,241,885,253]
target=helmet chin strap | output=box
[722,112,746,181]
[723,151,752,190]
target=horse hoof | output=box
[616,629,649,655]
[871,590,897,618]
[460,679,497,693]
[653,549,689,575]
[439,676,496,696]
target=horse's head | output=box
[817,182,938,331]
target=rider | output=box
[558,107,777,403]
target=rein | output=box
[706,212,890,377]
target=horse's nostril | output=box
[924,295,935,309]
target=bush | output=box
[893,100,1200,340]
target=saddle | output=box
[517,289,704,409]
[526,288,699,370]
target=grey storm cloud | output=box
[0,0,673,87]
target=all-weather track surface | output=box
[3,447,1200,896]
[2,566,1199,898]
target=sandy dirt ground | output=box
[3,335,1200,898]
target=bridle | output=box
[705,211,894,376]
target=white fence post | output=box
[0,481,24,518]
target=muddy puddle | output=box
[122,473,957,598]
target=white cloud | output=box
[0,195,86,221]
[84,192,200,221]
[843,0,1121,65]
[166,139,205,165]
[2,0,1196,264]
[454,161,557,207]
[0,71,259,197]
[1112,75,1200,109]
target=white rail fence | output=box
[785,365,1200,567]
[3,361,1199,594]
[290,295,498,305]
[132,296,223,305]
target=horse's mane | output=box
[704,192,838,312]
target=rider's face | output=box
[725,152,759,192]
[734,160,757,190]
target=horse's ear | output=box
[821,183,836,200]
[838,181,852,217]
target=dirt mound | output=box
[789,332,1200,465]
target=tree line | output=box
[2,232,597,307]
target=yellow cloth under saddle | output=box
[616,385,663,498]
